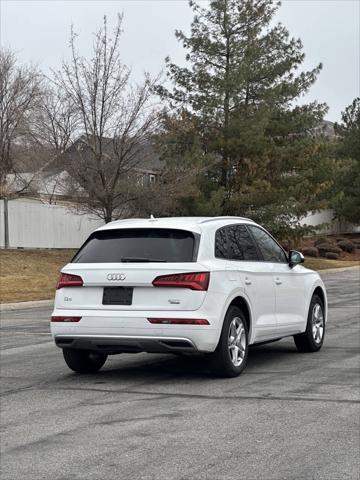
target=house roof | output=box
[6,171,71,197]
[55,136,162,175]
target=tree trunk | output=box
[104,206,113,224]
[221,11,231,212]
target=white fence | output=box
[299,209,360,234]
[0,198,103,248]
[0,198,358,249]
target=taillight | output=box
[56,273,83,289]
[51,316,82,322]
[152,272,210,291]
[148,318,209,325]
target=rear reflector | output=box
[56,273,83,289]
[152,272,210,291]
[147,318,209,325]
[51,316,82,322]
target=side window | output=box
[248,226,287,263]
[227,225,259,261]
[215,227,228,259]
[215,225,259,261]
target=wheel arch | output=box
[312,285,327,320]
[226,295,252,342]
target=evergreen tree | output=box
[332,98,360,224]
[158,0,330,238]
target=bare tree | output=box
[32,86,77,158]
[0,49,43,188]
[133,161,204,217]
[54,15,160,223]
[0,48,43,246]
[26,85,79,204]
[132,109,221,217]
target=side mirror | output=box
[289,250,304,268]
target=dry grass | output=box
[0,249,75,303]
[0,249,359,304]
[304,257,360,270]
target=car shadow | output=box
[62,339,300,384]
[247,341,299,369]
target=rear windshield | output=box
[72,228,197,263]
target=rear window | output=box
[72,228,198,263]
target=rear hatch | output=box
[56,227,208,311]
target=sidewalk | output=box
[317,265,360,274]
[0,299,54,312]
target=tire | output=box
[62,348,107,373]
[294,294,325,353]
[208,306,249,378]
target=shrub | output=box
[302,247,319,258]
[325,252,339,260]
[280,240,293,251]
[314,237,331,246]
[338,240,355,253]
[317,243,342,257]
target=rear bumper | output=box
[55,334,197,354]
[50,308,221,352]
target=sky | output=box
[1,0,359,122]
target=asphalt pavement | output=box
[1,268,359,480]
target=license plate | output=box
[102,287,133,305]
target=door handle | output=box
[275,277,282,285]
[245,277,252,285]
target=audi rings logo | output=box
[107,273,126,281]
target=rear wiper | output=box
[120,257,166,263]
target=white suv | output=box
[51,216,327,377]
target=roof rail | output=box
[199,216,254,224]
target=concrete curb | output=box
[317,266,360,274]
[0,266,358,311]
[0,299,54,312]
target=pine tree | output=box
[158,0,330,238]
[332,98,360,224]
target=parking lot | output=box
[1,268,359,480]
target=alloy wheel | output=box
[312,303,324,344]
[228,317,247,367]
